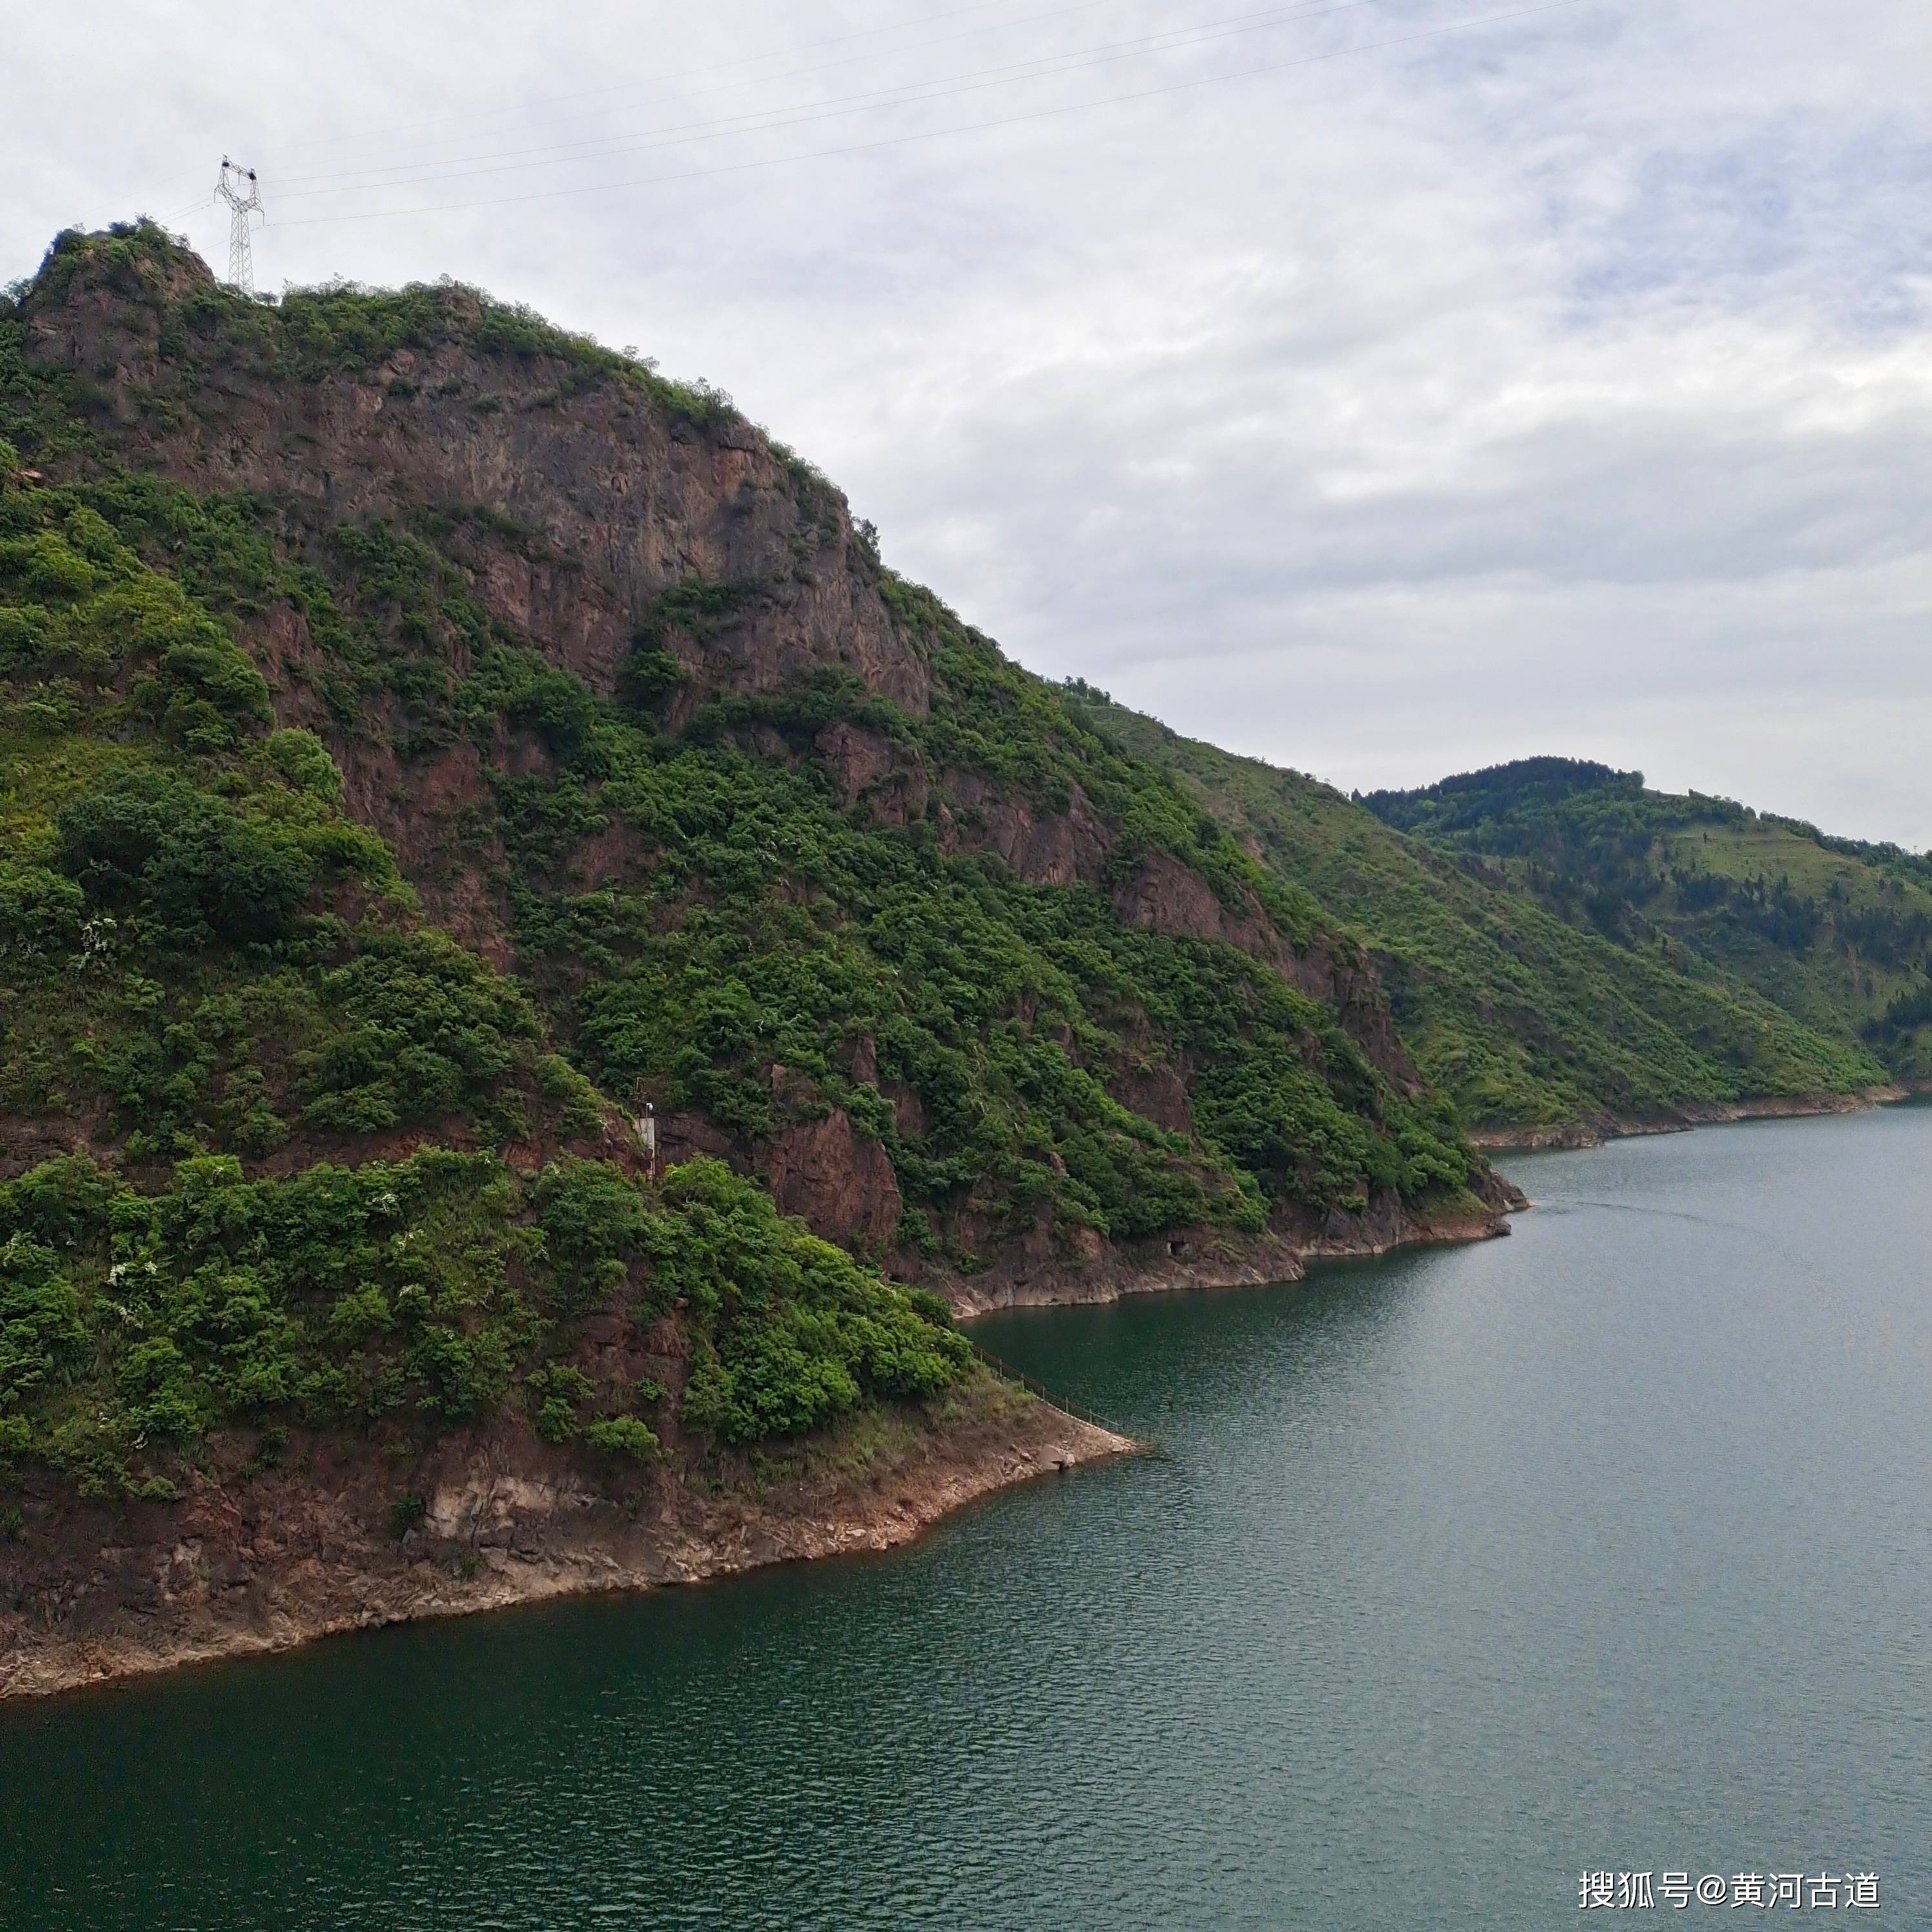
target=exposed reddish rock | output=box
[660,1112,736,1165]
[845,1033,880,1086]
[1111,1064,1194,1136]
[764,1110,903,1251]
[884,1080,927,1138]
[28,270,930,716]
[941,771,1114,885]
[816,722,930,825]
[1112,849,1237,947]
[565,812,654,892]
[766,1063,819,1112]
[1109,850,1318,989]
[1111,851,1423,1093]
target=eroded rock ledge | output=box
[0,1379,1127,1703]
[947,1178,1526,1317]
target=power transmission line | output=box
[269,0,1589,231]
[158,189,215,221]
[270,0,1111,168]
[271,0,1393,208]
[272,0,1122,188]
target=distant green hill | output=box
[1062,697,1889,1135]
[1361,758,1932,1083]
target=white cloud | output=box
[5,0,1929,842]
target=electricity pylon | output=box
[214,158,263,294]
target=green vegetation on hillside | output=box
[0,462,974,1496]
[506,586,1473,1248]
[1361,759,1932,1081]
[0,1147,971,1498]
[5,215,1915,1522]
[0,226,1481,1260]
[1066,701,1887,1131]
[0,220,1506,1503]
[445,566,1474,1237]
[0,471,546,1164]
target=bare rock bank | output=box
[949,1171,1526,1317]
[1466,1086,1911,1151]
[0,1379,1127,1703]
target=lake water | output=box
[4,1108,1930,1929]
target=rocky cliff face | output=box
[26,245,925,712]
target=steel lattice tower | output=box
[214,158,263,293]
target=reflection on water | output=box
[5,1108,1930,1929]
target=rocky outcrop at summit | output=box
[25,249,929,715]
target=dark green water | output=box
[5,1108,1930,1929]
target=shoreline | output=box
[30,1091,1899,1705]
[947,1187,1523,1319]
[0,1186,1523,1705]
[0,1379,1129,1705]
[44,1093,1893,1705]
[1465,1084,1913,1152]
[1,1185,1522,1705]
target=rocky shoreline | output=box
[49,1109,1853,1705]
[947,1178,1525,1317]
[0,1377,1128,1704]
[1,1189,1534,1705]
[1465,1085,1913,1151]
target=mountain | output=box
[1360,758,1932,1085]
[1,222,1510,1689]
[1060,697,1890,1138]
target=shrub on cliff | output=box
[57,766,318,949]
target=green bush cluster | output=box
[651,1160,972,1443]
[0,1147,533,1494]
[301,930,539,1135]
[57,766,317,948]
[0,1150,972,1494]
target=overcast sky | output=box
[7,1,1930,843]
